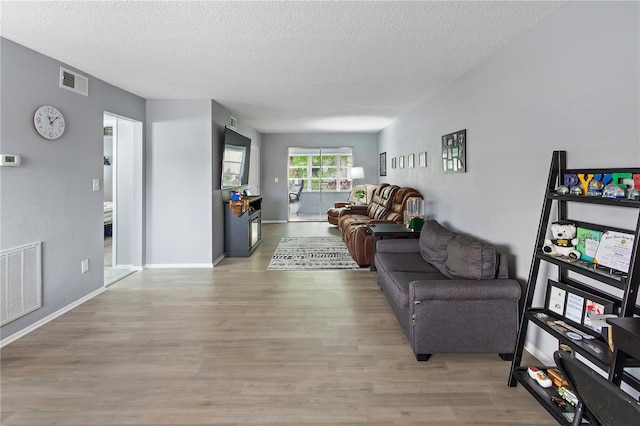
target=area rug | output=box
[267,237,361,270]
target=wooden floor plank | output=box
[1,222,554,425]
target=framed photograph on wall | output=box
[418,152,427,167]
[442,129,466,173]
[408,154,415,168]
[399,155,405,168]
[380,152,387,176]
[391,157,397,169]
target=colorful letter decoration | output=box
[564,174,579,188]
[577,174,594,193]
[611,172,632,186]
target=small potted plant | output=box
[354,188,366,204]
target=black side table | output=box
[368,223,419,271]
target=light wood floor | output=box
[1,222,554,425]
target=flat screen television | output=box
[221,126,251,188]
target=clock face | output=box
[34,105,65,139]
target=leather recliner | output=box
[327,184,378,226]
[336,184,422,266]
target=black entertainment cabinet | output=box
[224,195,262,257]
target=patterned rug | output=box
[267,237,361,270]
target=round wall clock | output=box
[34,105,65,140]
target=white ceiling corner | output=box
[0,1,565,133]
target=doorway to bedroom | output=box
[103,113,143,286]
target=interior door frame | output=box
[103,112,144,271]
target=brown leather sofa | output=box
[327,184,378,226]
[336,184,422,266]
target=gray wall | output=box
[145,100,213,266]
[0,38,146,340]
[145,100,262,266]
[211,100,262,262]
[261,133,378,221]
[378,1,639,361]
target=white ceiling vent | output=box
[229,116,237,129]
[59,66,89,96]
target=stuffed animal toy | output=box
[542,222,581,259]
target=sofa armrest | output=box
[410,279,521,302]
[343,205,368,214]
[376,238,420,253]
[408,279,521,355]
[334,201,350,208]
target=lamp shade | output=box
[351,167,365,179]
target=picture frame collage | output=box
[379,128,467,175]
[442,129,466,173]
[387,152,427,170]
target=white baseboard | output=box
[145,263,213,269]
[0,287,106,348]
[524,341,553,365]
[112,264,143,271]
[262,220,287,224]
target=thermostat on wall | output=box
[0,154,21,166]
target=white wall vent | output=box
[229,116,237,129]
[0,242,42,326]
[59,66,89,96]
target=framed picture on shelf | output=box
[379,152,387,176]
[399,155,405,168]
[419,152,427,167]
[593,230,635,273]
[441,129,466,173]
[545,280,616,330]
[391,157,397,169]
[408,154,415,168]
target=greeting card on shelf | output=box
[576,227,601,263]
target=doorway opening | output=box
[287,147,354,222]
[103,113,143,286]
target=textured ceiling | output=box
[1,1,564,133]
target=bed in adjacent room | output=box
[104,201,113,236]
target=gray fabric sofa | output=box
[373,219,521,361]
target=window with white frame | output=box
[288,147,354,192]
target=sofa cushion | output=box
[418,220,455,270]
[444,235,498,280]
[375,252,441,273]
[386,271,449,308]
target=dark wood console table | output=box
[224,196,262,257]
[368,223,419,271]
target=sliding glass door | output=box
[287,147,354,222]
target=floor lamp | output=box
[351,166,364,185]
[351,167,365,203]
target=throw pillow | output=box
[418,220,455,270]
[444,235,498,280]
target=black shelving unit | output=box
[508,151,640,425]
